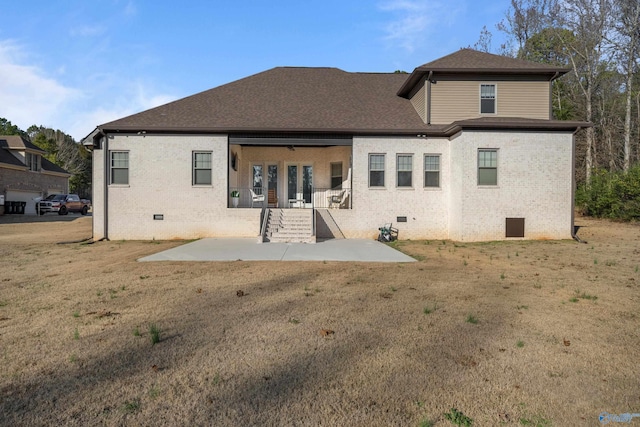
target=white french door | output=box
[287,163,313,208]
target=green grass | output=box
[149,323,160,345]
[0,300,7,307]
[122,400,140,413]
[466,314,479,324]
[575,289,598,301]
[516,305,529,310]
[444,407,473,426]
[148,387,160,398]
[133,326,140,337]
[73,328,79,340]
[419,419,434,427]
[519,414,551,426]
[423,303,437,315]
[517,340,525,348]
[500,272,506,280]
[72,311,80,318]
[288,317,300,324]
[569,297,579,303]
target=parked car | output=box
[37,194,91,215]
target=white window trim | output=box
[423,153,441,189]
[109,150,130,186]
[192,151,213,186]
[479,83,497,115]
[368,153,386,188]
[396,153,414,188]
[477,148,499,187]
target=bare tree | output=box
[610,0,640,171]
[554,0,613,183]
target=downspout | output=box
[571,127,586,243]
[549,72,560,119]
[426,71,433,125]
[103,132,109,241]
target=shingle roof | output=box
[97,49,584,137]
[397,48,570,97]
[99,68,429,134]
[0,135,70,175]
[0,135,46,154]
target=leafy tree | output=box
[0,118,26,137]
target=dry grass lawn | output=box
[0,214,639,426]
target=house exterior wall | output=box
[448,130,573,241]
[94,134,260,240]
[331,136,451,240]
[409,79,427,123]
[0,166,68,198]
[430,80,550,124]
[91,131,573,242]
[237,144,351,195]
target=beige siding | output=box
[431,80,550,124]
[409,82,426,123]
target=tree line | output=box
[0,118,91,198]
[474,0,640,219]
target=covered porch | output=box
[227,135,352,210]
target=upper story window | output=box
[26,152,41,171]
[478,149,498,186]
[424,155,440,188]
[110,151,129,185]
[397,154,413,187]
[369,154,385,187]
[480,84,496,114]
[193,151,212,185]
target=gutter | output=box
[103,132,109,241]
[426,71,433,125]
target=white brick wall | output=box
[449,131,574,241]
[92,131,574,242]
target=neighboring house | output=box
[0,135,70,215]
[84,49,588,242]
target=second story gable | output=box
[398,49,569,125]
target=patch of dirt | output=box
[0,214,638,426]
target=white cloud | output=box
[378,0,466,52]
[0,39,178,141]
[0,40,81,132]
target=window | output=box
[369,154,385,187]
[330,162,343,189]
[397,154,413,187]
[26,153,40,171]
[480,84,496,114]
[193,151,212,185]
[110,151,129,185]
[478,149,498,185]
[424,155,440,187]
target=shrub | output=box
[576,165,640,221]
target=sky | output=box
[0,0,511,141]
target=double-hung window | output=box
[110,151,129,185]
[193,152,212,185]
[478,149,498,186]
[369,154,385,187]
[424,155,440,187]
[480,84,496,114]
[397,154,413,187]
